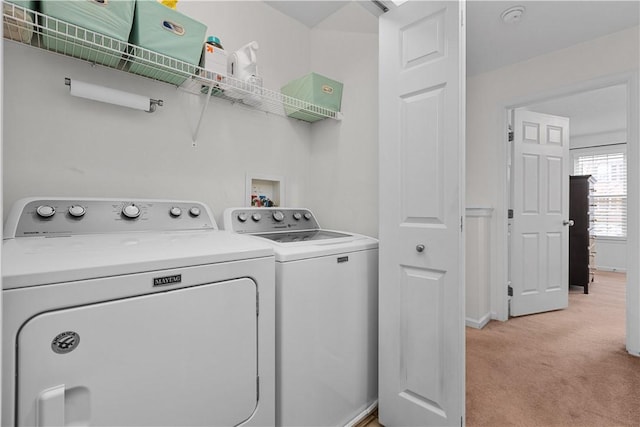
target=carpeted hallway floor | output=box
[466,271,640,426]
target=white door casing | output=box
[510,110,570,316]
[379,1,465,426]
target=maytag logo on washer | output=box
[153,274,182,287]
[51,331,80,354]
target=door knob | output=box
[416,244,425,253]
[563,220,575,226]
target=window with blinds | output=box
[573,151,627,238]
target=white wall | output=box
[2,1,378,233]
[466,26,639,320]
[307,3,379,238]
[596,239,628,272]
[465,208,493,329]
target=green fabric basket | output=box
[5,0,36,10]
[128,0,207,85]
[281,73,343,122]
[40,0,135,68]
[3,0,38,43]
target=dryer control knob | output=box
[252,213,262,222]
[273,211,285,222]
[303,212,312,220]
[237,213,248,222]
[36,205,56,218]
[293,212,302,220]
[189,207,201,217]
[68,205,86,218]
[122,204,141,219]
[169,207,182,217]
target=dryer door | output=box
[16,278,258,427]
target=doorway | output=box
[498,74,639,355]
[507,84,629,317]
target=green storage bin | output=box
[5,0,37,10]
[281,73,343,122]
[40,0,134,68]
[128,0,207,85]
[3,0,37,44]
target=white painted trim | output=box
[495,70,640,357]
[466,312,491,329]
[344,401,378,427]
[465,207,494,217]
[625,71,640,356]
[596,266,628,273]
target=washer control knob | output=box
[68,205,86,218]
[273,211,285,222]
[293,212,302,220]
[189,207,201,217]
[252,213,262,222]
[169,207,182,217]
[237,212,248,222]
[36,205,56,218]
[303,212,312,220]
[122,204,141,219]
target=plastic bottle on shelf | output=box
[157,0,178,9]
[201,36,227,95]
[207,35,223,50]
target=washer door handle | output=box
[416,244,425,253]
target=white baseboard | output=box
[466,312,491,329]
[595,266,627,273]
[344,400,378,427]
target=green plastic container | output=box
[40,0,135,68]
[5,0,36,10]
[128,0,207,85]
[281,73,343,122]
[3,0,38,44]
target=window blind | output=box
[574,152,626,238]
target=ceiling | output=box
[264,1,639,76]
[466,1,640,76]
[264,1,351,28]
[525,85,627,138]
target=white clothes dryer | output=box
[2,198,275,427]
[224,207,378,427]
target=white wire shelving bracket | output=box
[2,3,343,143]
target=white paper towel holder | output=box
[64,78,164,113]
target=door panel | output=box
[511,110,570,316]
[379,1,465,426]
[17,279,258,427]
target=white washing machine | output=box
[223,207,378,427]
[2,198,275,427]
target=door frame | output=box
[493,71,640,355]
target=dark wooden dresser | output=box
[569,175,597,294]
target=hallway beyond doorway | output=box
[466,271,639,426]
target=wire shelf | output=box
[2,2,343,122]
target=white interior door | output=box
[511,110,570,316]
[379,1,465,426]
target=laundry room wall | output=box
[307,3,379,238]
[2,1,375,228]
[466,25,639,317]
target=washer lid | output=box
[254,230,352,243]
[256,231,379,262]
[2,230,273,289]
